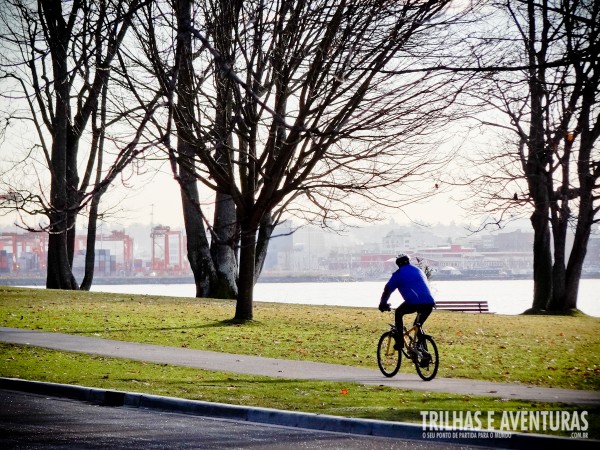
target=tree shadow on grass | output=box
[71,319,263,335]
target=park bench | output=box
[435,300,490,313]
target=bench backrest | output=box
[435,301,489,313]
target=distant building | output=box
[382,230,412,252]
[380,227,446,252]
[415,244,532,277]
[493,230,533,252]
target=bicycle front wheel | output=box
[414,335,439,381]
[377,331,401,377]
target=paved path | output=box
[1,327,598,406]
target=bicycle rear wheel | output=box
[377,331,401,377]
[414,335,439,381]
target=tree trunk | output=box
[210,192,238,299]
[529,207,552,311]
[173,0,217,298]
[235,223,257,322]
[562,189,594,310]
[66,133,80,268]
[80,193,102,291]
[564,232,589,311]
[255,212,274,283]
[549,250,566,311]
[46,229,78,289]
[548,200,569,310]
[207,0,239,300]
[560,92,598,311]
[43,0,77,290]
[46,129,78,289]
[180,179,216,298]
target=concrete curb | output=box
[1,377,596,449]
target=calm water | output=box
[90,278,600,317]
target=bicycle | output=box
[377,311,439,381]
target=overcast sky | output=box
[0,126,483,231]
[0,166,473,232]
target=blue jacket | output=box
[381,264,435,305]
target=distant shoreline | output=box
[2,272,599,286]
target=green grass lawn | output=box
[1,286,599,438]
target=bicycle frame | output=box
[390,312,425,356]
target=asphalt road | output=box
[0,389,489,450]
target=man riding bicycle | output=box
[378,253,435,354]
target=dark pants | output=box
[395,302,433,332]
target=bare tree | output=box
[464,0,599,312]
[144,0,469,322]
[126,0,240,299]
[180,0,239,299]
[0,0,150,289]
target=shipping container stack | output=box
[0,250,9,273]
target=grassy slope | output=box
[1,286,599,437]
[1,286,597,389]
